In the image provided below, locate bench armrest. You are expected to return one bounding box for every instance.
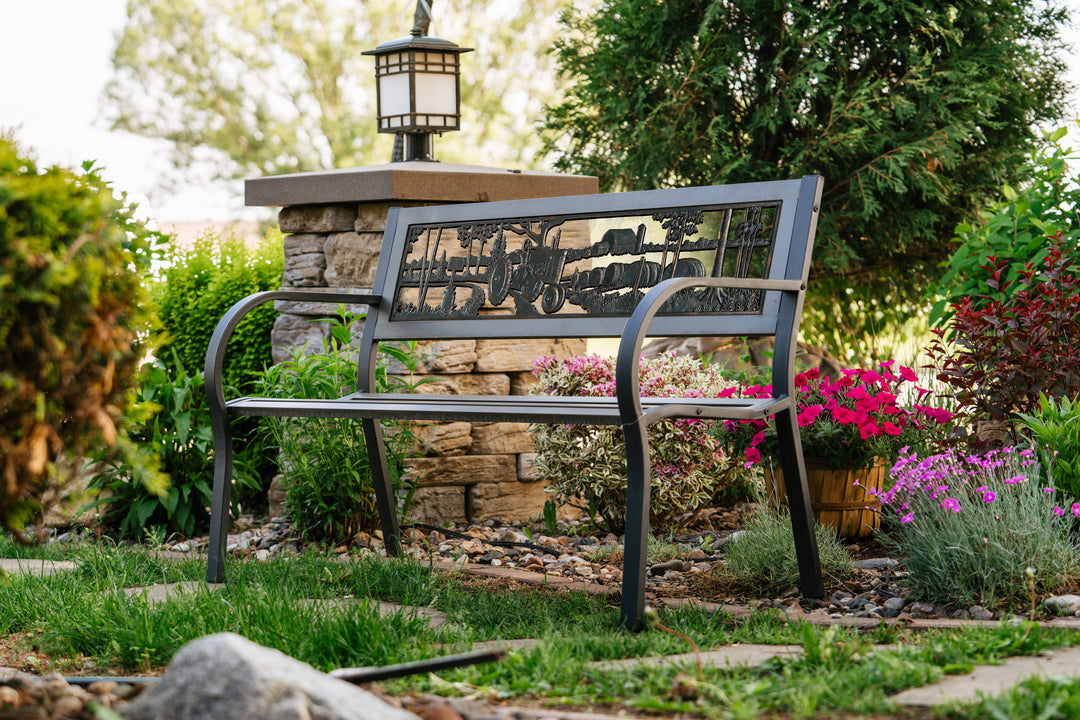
[204,289,381,415]
[614,276,803,424]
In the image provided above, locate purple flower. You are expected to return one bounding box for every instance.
[901,512,914,524]
[1053,506,1065,516]
[982,491,997,503]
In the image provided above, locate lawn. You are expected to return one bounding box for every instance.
[3,537,1080,720]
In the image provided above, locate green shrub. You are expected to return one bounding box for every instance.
[530,353,741,535]
[932,126,1080,328]
[155,229,282,393]
[878,446,1079,609]
[721,505,854,597]
[0,133,167,533]
[86,354,261,537]
[1015,394,1080,504]
[154,228,284,512]
[258,311,428,544]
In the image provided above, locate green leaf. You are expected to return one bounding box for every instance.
[162,486,180,516]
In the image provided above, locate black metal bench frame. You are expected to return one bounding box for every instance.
[204,176,826,630]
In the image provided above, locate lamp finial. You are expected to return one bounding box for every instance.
[411,0,433,36]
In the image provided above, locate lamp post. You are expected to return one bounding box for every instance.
[363,2,471,162]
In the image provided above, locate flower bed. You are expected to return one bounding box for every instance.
[718,362,954,470]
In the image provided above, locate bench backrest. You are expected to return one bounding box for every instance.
[366,176,822,345]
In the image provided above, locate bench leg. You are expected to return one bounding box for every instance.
[774,407,825,599]
[363,418,402,557]
[206,415,233,584]
[620,421,651,631]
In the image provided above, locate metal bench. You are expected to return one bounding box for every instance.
[204,176,827,630]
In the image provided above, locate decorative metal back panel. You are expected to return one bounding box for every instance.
[390,203,778,322]
[368,178,821,341]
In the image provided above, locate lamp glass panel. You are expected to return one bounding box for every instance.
[414,70,456,115]
[378,73,413,118]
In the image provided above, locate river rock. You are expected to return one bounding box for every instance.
[1044,594,1080,616]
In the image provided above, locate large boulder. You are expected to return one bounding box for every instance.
[120,633,421,720]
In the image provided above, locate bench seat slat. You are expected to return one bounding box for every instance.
[225,393,790,425]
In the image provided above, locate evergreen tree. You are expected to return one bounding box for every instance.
[543,0,1070,284]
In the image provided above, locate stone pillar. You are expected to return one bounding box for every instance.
[247,162,598,526]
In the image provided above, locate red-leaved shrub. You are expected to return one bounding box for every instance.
[927,238,1080,435]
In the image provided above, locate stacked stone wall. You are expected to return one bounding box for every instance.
[270,202,585,526]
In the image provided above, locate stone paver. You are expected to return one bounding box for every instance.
[892,645,1080,706]
[0,557,76,576]
[300,598,449,628]
[122,581,224,603]
[590,644,803,673]
[469,639,541,653]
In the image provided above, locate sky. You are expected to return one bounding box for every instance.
[2,0,1080,229]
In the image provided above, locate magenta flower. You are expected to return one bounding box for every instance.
[797,404,824,427]
[982,491,996,503]
[940,498,962,512]
[1054,506,1065,516]
[724,355,952,467]
[901,512,914,524]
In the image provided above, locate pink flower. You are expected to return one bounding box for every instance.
[982,491,996,503]
[899,366,919,383]
[797,404,824,427]
[745,447,762,465]
[1054,506,1065,516]
[901,512,914,524]
[846,386,872,402]
[882,421,902,436]
[832,407,859,424]
[1004,475,1026,484]
[876,391,898,406]
[859,421,881,439]
[940,498,962,512]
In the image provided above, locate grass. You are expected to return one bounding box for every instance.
[3,535,1080,718]
[720,506,856,596]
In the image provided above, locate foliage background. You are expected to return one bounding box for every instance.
[154,229,283,394]
[103,0,595,183]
